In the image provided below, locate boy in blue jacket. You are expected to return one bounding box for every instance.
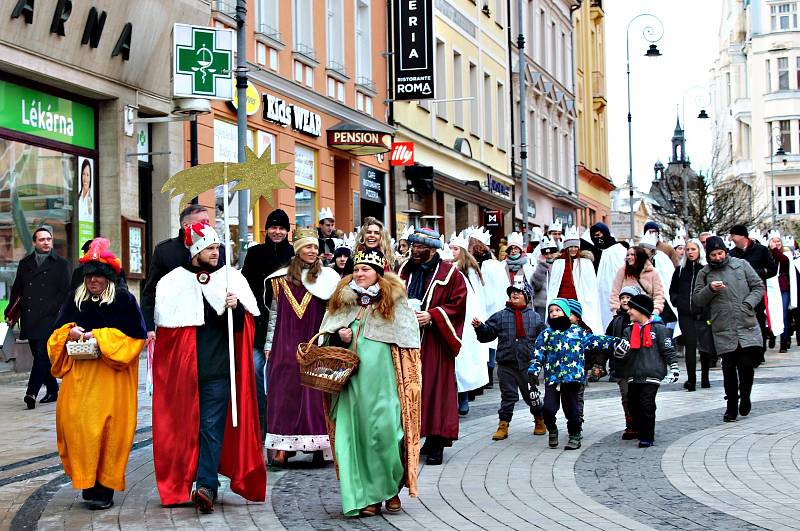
[614,293,680,448]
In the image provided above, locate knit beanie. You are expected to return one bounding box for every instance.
[566,299,583,317]
[619,285,642,299]
[628,294,654,317]
[507,285,531,304]
[704,235,728,255]
[643,221,660,233]
[729,224,749,237]
[265,208,290,231]
[548,298,571,317]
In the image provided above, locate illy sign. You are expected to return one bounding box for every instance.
[393,0,435,100]
[390,142,415,166]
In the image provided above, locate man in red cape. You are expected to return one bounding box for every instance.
[399,227,467,466]
[152,223,265,512]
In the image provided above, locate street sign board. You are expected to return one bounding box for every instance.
[392,0,435,100]
[390,142,415,166]
[173,24,233,100]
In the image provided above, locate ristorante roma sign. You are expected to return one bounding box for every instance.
[393,0,435,100]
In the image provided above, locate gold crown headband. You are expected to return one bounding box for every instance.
[353,249,386,270]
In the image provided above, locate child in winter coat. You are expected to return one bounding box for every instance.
[605,286,640,439]
[613,293,680,447]
[529,298,620,451]
[473,286,546,440]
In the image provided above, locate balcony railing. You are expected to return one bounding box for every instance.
[255,23,282,44]
[212,0,236,18]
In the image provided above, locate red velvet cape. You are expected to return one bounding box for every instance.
[152,312,266,505]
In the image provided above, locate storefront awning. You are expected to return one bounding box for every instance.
[327,122,392,156]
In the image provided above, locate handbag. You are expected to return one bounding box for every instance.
[66,335,99,360]
[5,298,20,326]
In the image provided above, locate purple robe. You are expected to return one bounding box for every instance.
[265,279,329,452]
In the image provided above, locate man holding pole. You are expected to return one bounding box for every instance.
[151,222,265,513]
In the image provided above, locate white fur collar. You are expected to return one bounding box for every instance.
[155,266,260,328]
[266,266,339,301]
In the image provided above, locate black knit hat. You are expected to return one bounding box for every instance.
[507,285,531,304]
[729,224,748,237]
[265,209,290,231]
[705,235,728,255]
[628,294,654,317]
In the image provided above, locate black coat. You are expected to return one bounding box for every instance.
[140,228,226,331]
[6,252,70,340]
[730,240,777,281]
[240,238,294,348]
[669,260,705,317]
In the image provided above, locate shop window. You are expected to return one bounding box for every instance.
[294,144,317,228]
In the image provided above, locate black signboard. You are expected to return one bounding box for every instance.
[393,0,435,100]
[484,209,502,229]
[360,166,386,204]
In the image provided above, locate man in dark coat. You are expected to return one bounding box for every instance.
[729,224,776,351]
[141,205,224,344]
[317,208,336,265]
[240,208,294,439]
[5,227,70,409]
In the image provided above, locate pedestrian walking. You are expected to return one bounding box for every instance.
[472,285,546,440]
[606,286,640,439]
[591,222,629,330]
[319,249,421,517]
[693,236,766,422]
[767,230,795,352]
[151,223,265,511]
[47,238,146,510]
[614,293,680,447]
[530,299,620,451]
[5,227,70,409]
[264,228,340,467]
[398,228,468,465]
[241,209,294,441]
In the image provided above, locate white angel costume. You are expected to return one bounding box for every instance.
[455,268,490,392]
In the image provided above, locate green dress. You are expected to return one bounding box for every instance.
[330,318,405,516]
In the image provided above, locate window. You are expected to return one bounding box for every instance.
[496,82,506,149]
[779,185,799,215]
[495,0,504,26]
[483,73,493,143]
[766,59,772,92]
[550,22,557,72]
[294,144,317,228]
[256,43,279,71]
[725,72,732,105]
[327,76,344,102]
[453,52,464,128]
[561,31,567,83]
[552,125,559,185]
[540,118,548,176]
[771,3,797,31]
[256,0,279,38]
[435,40,447,120]
[563,132,571,188]
[539,10,546,64]
[781,119,791,151]
[728,131,734,164]
[779,57,790,90]
[326,0,345,72]
[356,91,373,115]
[294,60,313,87]
[469,63,479,136]
[293,0,314,57]
[796,57,800,88]
[355,0,372,84]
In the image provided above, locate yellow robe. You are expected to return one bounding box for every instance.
[48,323,144,491]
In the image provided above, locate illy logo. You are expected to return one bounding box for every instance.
[391,142,415,166]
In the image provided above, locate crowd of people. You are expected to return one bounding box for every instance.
[4,209,793,517]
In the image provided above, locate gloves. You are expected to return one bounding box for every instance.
[527,371,539,387]
[666,362,680,384]
[529,383,542,409]
[614,338,630,359]
[651,314,663,323]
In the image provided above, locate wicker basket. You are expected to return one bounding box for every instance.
[66,336,99,360]
[296,332,359,394]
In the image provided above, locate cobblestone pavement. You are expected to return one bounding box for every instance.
[2,349,800,530]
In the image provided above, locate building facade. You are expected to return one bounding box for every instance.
[573,0,613,228]
[391,0,514,243]
[510,0,583,234]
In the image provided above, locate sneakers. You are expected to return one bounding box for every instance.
[533,416,546,436]
[492,420,510,441]
[548,428,559,448]
[638,440,654,448]
[192,486,216,514]
[564,433,582,451]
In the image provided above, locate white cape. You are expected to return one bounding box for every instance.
[547,257,602,334]
[480,258,510,316]
[595,243,628,330]
[455,270,490,392]
[652,251,680,337]
[765,250,796,335]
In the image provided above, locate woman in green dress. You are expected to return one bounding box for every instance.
[319,248,422,517]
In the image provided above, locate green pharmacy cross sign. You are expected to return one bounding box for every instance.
[173,24,233,100]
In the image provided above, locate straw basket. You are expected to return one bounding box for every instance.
[296,332,359,394]
[66,336,99,360]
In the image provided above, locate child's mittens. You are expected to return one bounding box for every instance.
[613,338,630,358]
[665,362,680,384]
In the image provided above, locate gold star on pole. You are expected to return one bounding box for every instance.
[229,146,291,210]
[160,161,226,199]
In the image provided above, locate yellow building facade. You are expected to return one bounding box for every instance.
[392,1,514,245]
[573,0,614,227]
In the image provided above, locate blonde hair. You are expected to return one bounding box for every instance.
[454,249,484,285]
[355,217,396,269]
[74,280,115,311]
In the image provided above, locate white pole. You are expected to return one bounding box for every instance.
[223,163,239,428]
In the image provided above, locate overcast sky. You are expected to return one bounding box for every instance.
[604,0,723,190]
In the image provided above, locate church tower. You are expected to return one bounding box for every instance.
[671,114,687,163]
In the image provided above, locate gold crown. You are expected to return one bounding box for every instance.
[293,227,318,242]
[353,249,386,270]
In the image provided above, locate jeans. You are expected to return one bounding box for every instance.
[487,348,497,369]
[26,339,58,398]
[457,392,469,413]
[253,347,267,438]
[497,364,540,421]
[542,383,584,435]
[196,378,230,494]
[721,348,756,416]
[780,290,791,349]
[628,382,659,442]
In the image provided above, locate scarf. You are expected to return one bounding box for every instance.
[557,257,578,299]
[505,253,527,275]
[34,250,49,268]
[348,280,381,306]
[506,301,526,337]
[630,321,653,349]
[406,253,441,301]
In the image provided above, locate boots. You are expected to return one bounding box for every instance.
[564,433,582,450]
[484,366,494,389]
[548,427,559,448]
[492,420,510,440]
[533,416,546,435]
[621,416,638,440]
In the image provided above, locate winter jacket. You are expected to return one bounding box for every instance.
[530,324,618,385]
[770,247,790,292]
[606,309,632,375]
[531,261,551,310]
[730,240,777,281]
[669,260,705,317]
[475,306,545,371]
[609,261,665,314]
[6,251,70,340]
[617,320,679,384]
[241,238,295,347]
[692,256,765,355]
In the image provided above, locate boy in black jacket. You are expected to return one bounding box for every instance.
[473,286,546,440]
[614,294,680,448]
[606,285,640,439]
